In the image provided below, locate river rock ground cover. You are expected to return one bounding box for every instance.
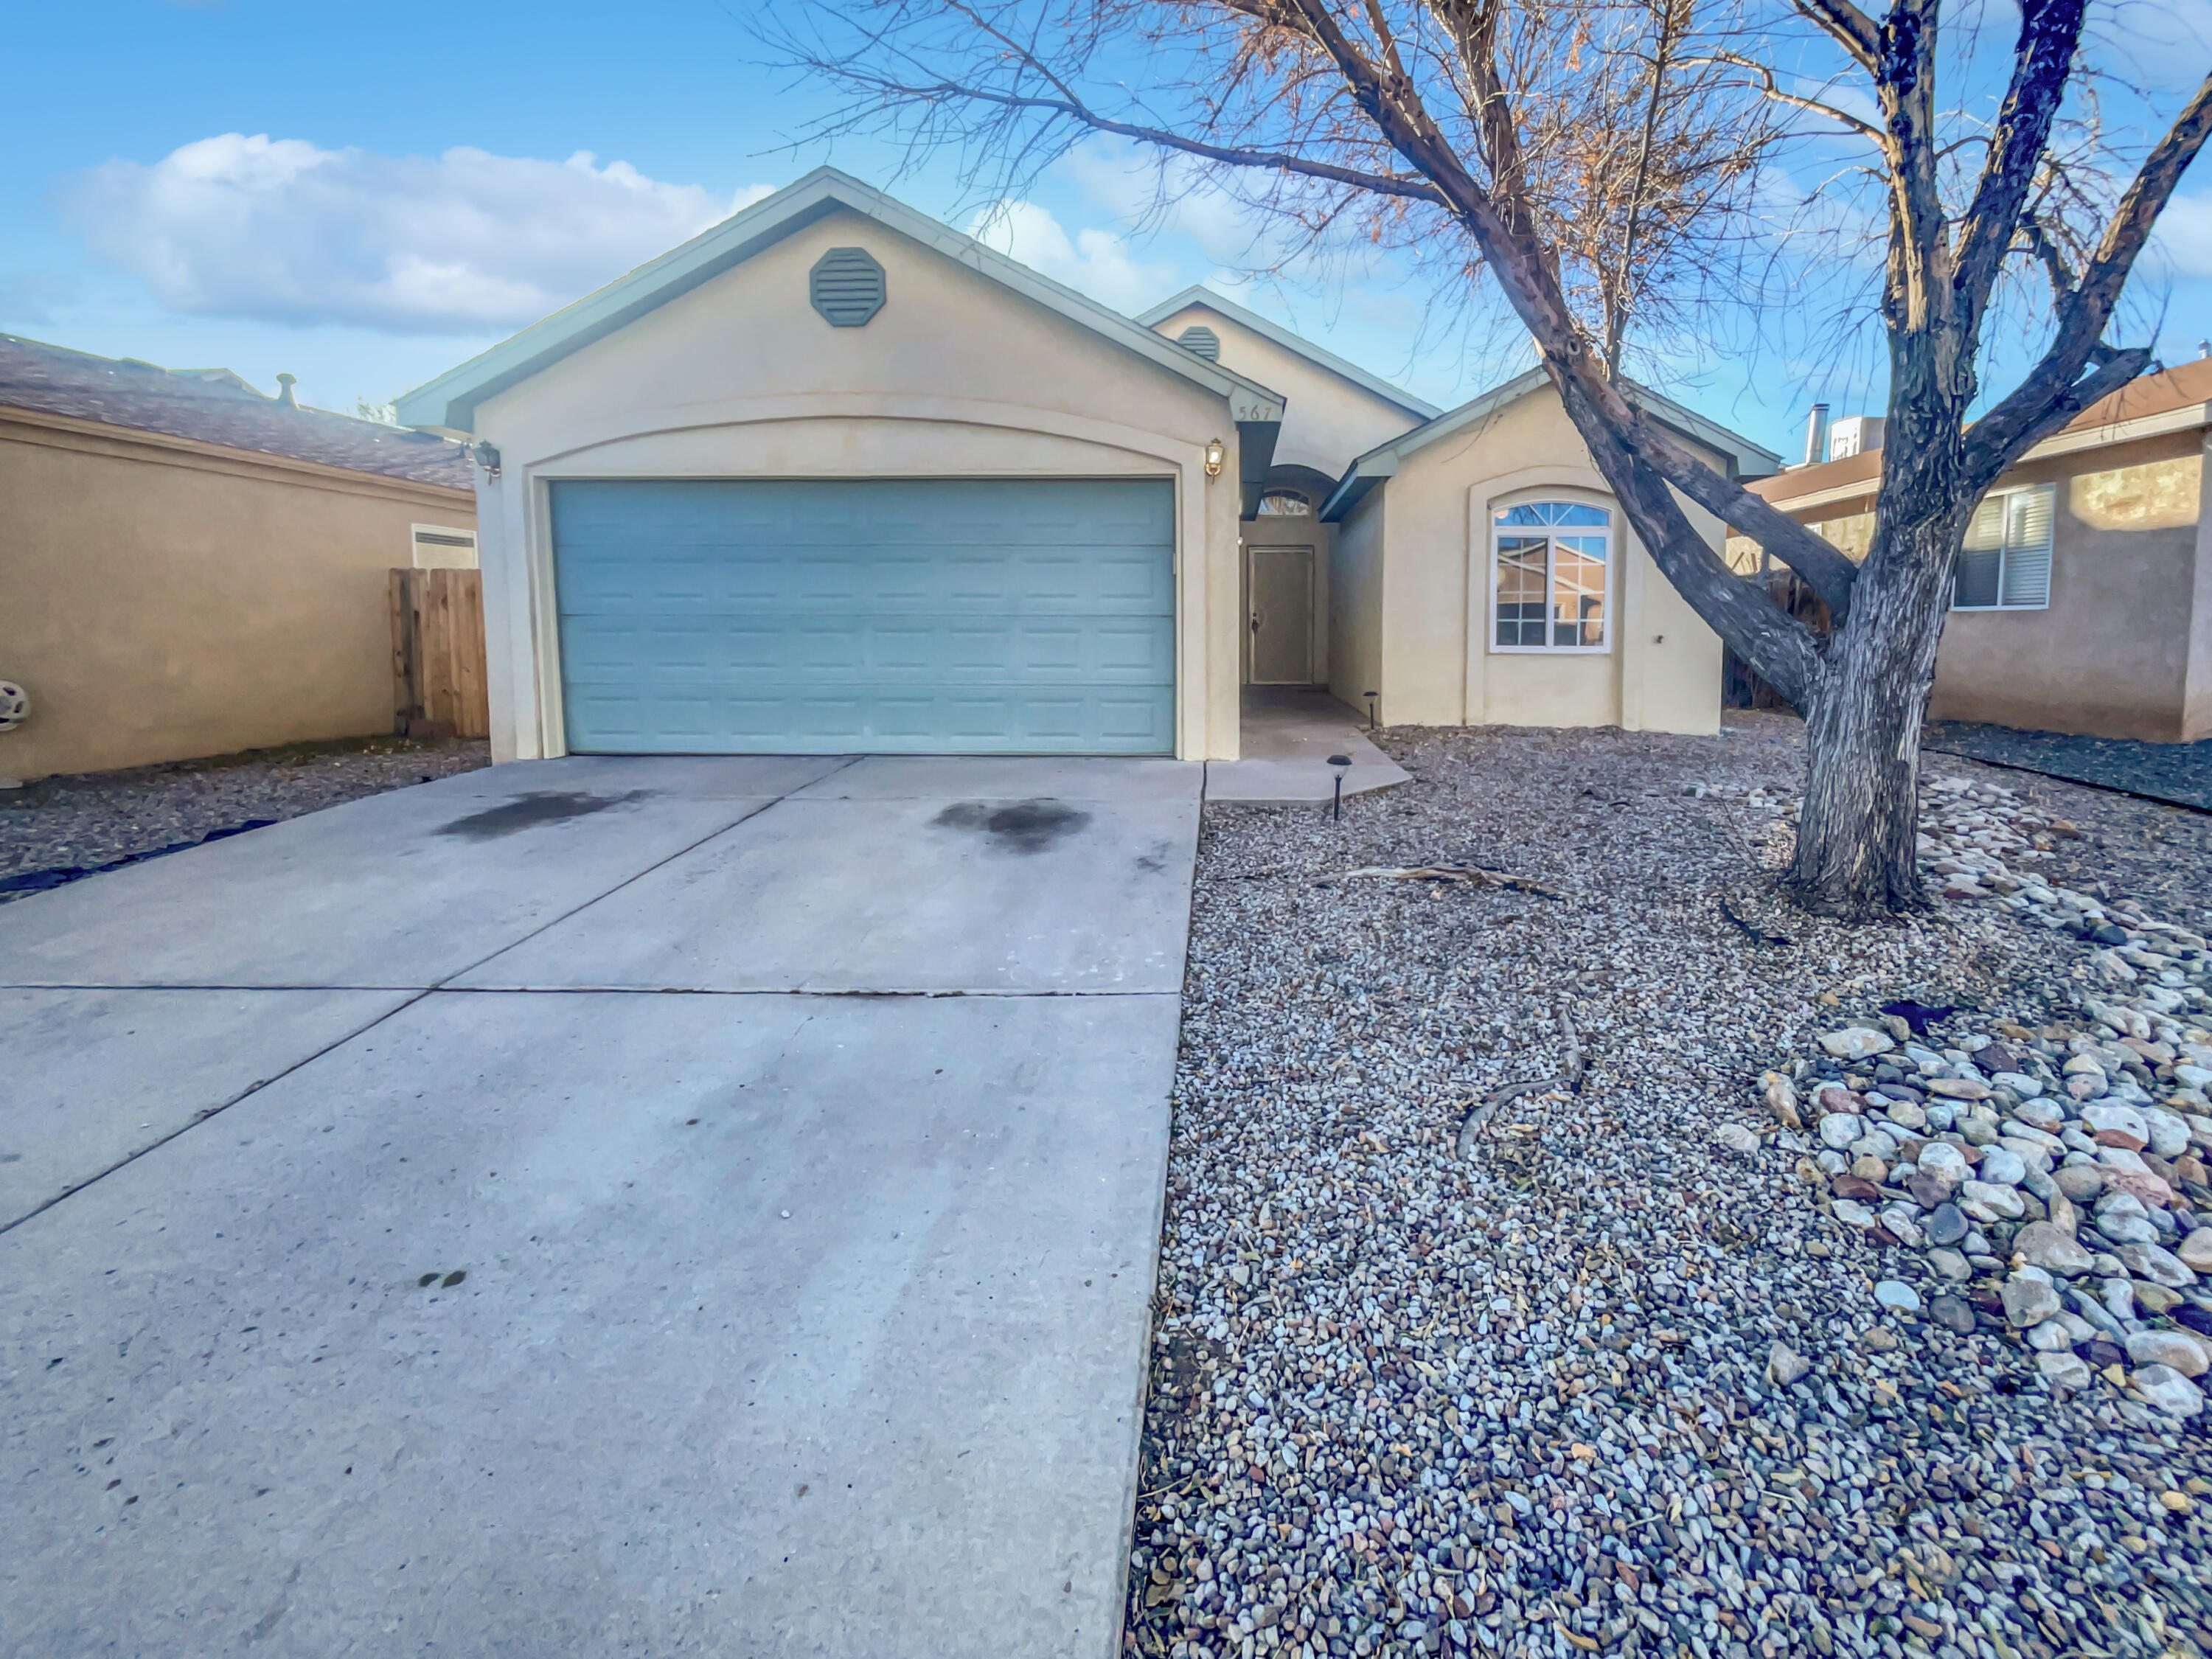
[1127,711,2212,1659]
[0,734,489,900]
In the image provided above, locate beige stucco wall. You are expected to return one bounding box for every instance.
[470,209,1247,762]
[1778,431,2211,741]
[1933,433,2206,741]
[1150,304,1424,480]
[1354,386,1723,735]
[0,408,474,780]
[1329,491,1387,710]
[2190,443,2212,741]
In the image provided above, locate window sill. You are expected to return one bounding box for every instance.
[1489,644,1613,655]
[1949,604,2050,613]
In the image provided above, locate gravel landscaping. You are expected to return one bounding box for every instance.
[1925,721,2212,814]
[1127,711,2212,1659]
[0,736,489,900]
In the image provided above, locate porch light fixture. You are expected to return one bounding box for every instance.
[470,441,501,479]
[1204,438,1225,477]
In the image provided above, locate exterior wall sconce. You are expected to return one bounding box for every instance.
[1203,438,1225,477]
[470,441,501,479]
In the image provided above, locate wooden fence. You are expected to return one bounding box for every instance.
[1721,564,1830,714]
[389,568,490,740]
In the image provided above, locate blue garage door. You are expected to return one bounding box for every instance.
[549,479,1177,754]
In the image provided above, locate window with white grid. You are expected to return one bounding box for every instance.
[1492,501,1611,651]
[1952,484,2053,611]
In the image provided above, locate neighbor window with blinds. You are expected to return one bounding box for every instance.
[1493,501,1611,650]
[1953,484,2054,611]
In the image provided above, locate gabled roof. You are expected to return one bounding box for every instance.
[1135,285,1441,421]
[1,333,472,489]
[396,167,1288,439]
[1318,367,1782,521]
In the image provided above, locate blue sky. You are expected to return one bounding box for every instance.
[6,0,2209,460]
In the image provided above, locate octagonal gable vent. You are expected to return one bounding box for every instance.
[1176,325,1220,361]
[811,246,886,327]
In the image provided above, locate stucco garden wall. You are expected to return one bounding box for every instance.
[470,208,1248,762]
[0,410,473,779]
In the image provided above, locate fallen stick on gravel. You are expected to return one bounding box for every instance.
[1558,1001,1587,1094]
[1339,864,1565,899]
[1717,893,1795,947]
[1453,1081,1551,1158]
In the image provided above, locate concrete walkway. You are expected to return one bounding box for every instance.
[1204,686,1411,807]
[0,755,1199,1658]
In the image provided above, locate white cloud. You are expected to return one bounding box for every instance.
[2149,192,2212,279]
[63,133,774,335]
[1061,141,1314,275]
[964,199,1180,310]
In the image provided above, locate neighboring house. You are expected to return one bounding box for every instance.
[0,334,478,779]
[396,168,1776,764]
[1744,362,2212,741]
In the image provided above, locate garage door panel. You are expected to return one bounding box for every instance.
[552,479,1175,754]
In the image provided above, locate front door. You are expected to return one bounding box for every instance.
[1248,545,1315,685]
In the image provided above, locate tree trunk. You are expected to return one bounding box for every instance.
[1786,512,1961,917]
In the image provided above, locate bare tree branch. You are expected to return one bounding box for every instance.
[1791,0,1882,72]
[1950,0,2091,333]
[1964,70,2212,483]
[1683,49,1885,142]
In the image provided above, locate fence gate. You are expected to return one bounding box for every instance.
[389,568,490,740]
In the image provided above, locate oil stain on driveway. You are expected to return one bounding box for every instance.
[0,754,1199,1659]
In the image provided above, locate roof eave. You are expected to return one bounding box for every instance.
[1753,399,2212,512]
[1137,285,1442,422]
[396,170,1285,436]
[1319,455,1396,521]
[1323,367,1782,510]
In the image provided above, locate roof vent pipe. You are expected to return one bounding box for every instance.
[275,372,298,408]
[1801,402,1829,467]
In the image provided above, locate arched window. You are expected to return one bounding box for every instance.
[1492,500,1611,651]
[1256,491,1312,517]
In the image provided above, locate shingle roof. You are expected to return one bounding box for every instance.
[1753,358,2212,507]
[0,333,474,490]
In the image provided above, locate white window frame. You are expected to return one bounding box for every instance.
[1489,498,1613,654]
[1950,483,2053,613]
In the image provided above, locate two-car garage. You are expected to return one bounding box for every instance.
[549,477,1178,755]
[396,168,1282,763]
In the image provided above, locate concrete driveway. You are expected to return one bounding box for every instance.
[0,755,1198,1658]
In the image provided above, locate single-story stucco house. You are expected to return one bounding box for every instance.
[0,334,478,779]
[1742,362,2212,741]
[397,168,1778,762]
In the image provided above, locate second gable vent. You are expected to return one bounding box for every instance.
[811,247,887,327]
[1176,325,1220,361]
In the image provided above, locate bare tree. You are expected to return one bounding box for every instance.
[773,0,2212,917]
